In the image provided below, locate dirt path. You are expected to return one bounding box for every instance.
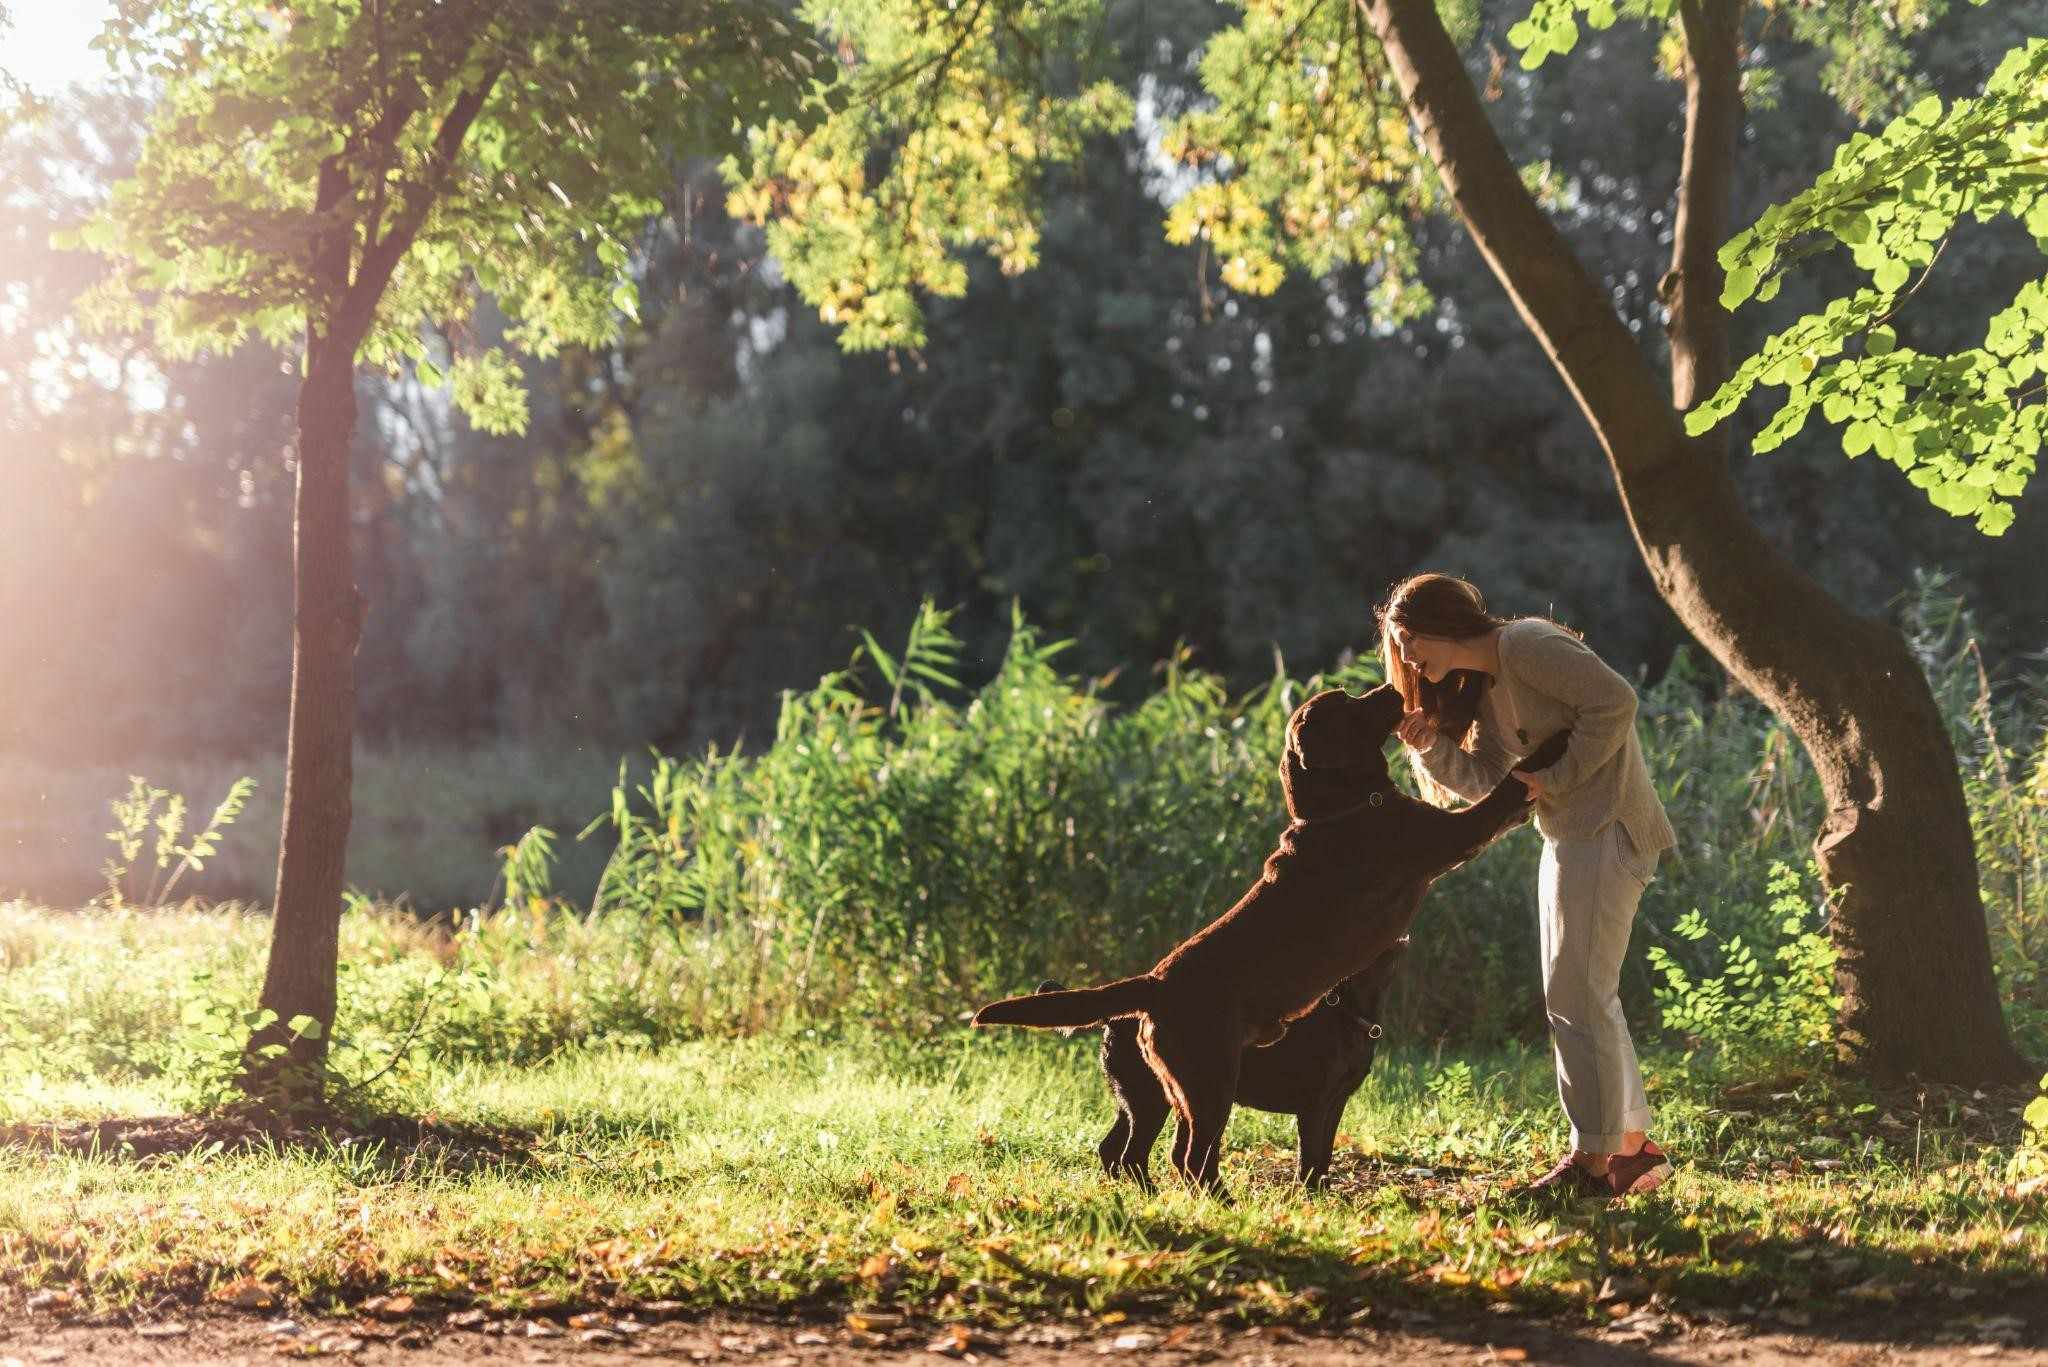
[4,1304,2045,1366]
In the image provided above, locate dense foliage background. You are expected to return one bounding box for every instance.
[3,0,2043,913]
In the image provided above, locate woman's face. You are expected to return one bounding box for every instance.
[1391,625,1455,685]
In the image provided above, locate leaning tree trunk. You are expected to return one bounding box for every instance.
[1362,0,2029,1083]
[244,328,360,1097]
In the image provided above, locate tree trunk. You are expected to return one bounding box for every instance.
[233,77,500,1104]
[245,333,360,1098]
[1360,0,2029,1082]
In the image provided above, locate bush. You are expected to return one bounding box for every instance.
[581,601,1373,1030]
[1646,861,1840,1074]
[576,583,2046,1064]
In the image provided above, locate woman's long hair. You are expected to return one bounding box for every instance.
[1376,573,1511,807]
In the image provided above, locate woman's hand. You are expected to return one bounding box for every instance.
[1511,768,1549,802]
[1396,708,1437,749]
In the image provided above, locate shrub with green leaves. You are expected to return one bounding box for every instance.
[2021,1074,2048,1180]
[1646,862,1841,1075]
[99,774,255,908]
[582,600,1382,1029]
[575,583,2043,1065]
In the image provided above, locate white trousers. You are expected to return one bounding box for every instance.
[1538,821,1657,1153]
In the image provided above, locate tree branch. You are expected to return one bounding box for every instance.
[337,64,505,346]
[1355,0,1674,474]
[1663,0,1745,416]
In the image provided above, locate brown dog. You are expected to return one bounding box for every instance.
[975,683,1565,1191]
[1045,938,1408,1189]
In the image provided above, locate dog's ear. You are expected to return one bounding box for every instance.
[1285,697,1322,768]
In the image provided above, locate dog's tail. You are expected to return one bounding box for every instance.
[973,974,1159,1030]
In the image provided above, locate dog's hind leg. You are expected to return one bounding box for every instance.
[1100,1024,1167,1188]
[1145,1018,1242,1195]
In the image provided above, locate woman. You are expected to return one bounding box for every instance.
[1380,573,1678,1200]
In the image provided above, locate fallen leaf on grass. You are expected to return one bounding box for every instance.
[1106,1331,1159,1352]
[1488,1350,1529,1363]
[360,1294,414,1320]
[848,1310,905,1332]
[215,1277,279,1311]
[23,1292,73,1315]
[443,1310,488,1330]
[861,1253,905,1291]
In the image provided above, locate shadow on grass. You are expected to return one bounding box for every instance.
[992,1178,2046,1354]
[0,1108,543,1175]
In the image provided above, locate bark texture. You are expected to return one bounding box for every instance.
[246,333,360,1093]
[1360,0,2028,1082]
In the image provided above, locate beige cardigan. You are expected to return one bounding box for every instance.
[1410,619,1677,853]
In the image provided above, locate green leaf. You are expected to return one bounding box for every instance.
[1873,257,1911,292]
[1722,265,1759,309]
[1843,421,1875,457]
[1866,326,1897,355]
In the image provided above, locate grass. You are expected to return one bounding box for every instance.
[0,909,2042,1333]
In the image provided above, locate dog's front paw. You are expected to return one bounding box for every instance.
[1524,728,1571,772]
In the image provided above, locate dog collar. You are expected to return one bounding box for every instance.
[1293,784,1396,826]
[1321,989,1384,1039]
